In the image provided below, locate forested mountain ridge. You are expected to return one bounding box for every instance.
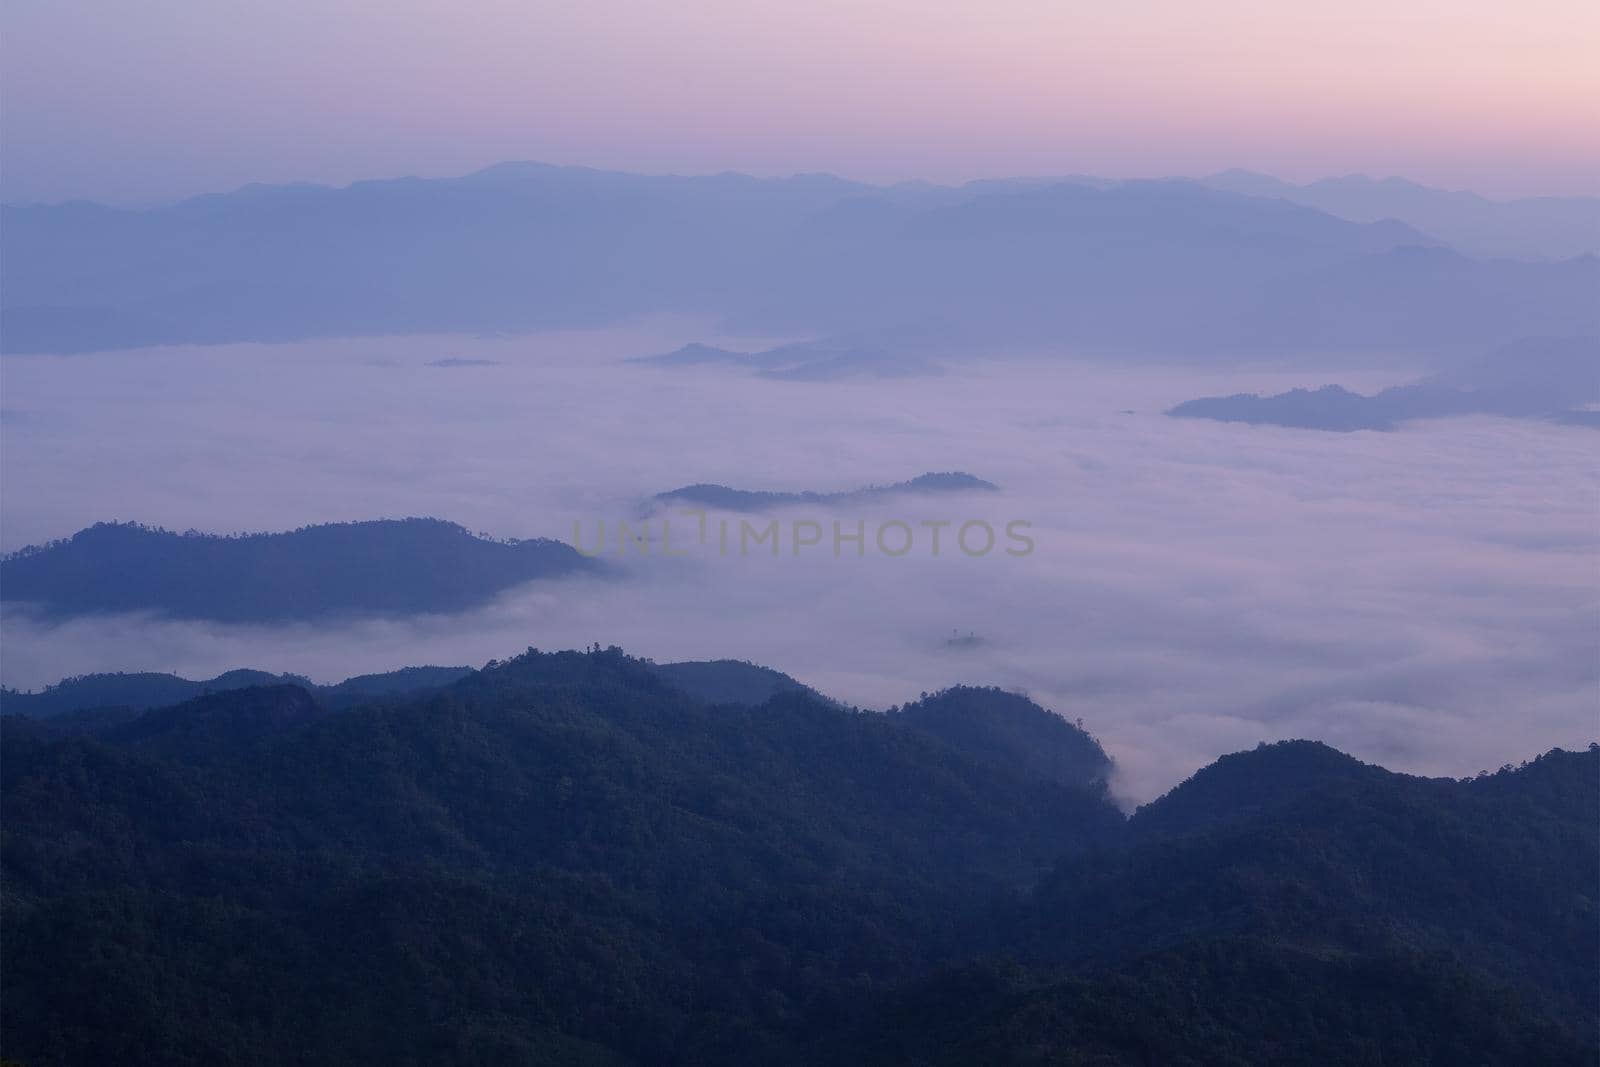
[997,741,1600,1047]
[0,658,824,722]
[890,685,1111,794]
[0,664,474,718]
[646,659,832,708]
[833,740,1599,1064]
[1,646,1593,1065]
[0,647,1122,1065]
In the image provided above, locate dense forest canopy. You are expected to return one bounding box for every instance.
[3,646,1593,1065]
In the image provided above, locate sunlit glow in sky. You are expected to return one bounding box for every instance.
[3,0,1597,203]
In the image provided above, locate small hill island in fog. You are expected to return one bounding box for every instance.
[631,337,945,381]
[0,518,596,622]
[1169,336,1600,431]
[651,471,999,512]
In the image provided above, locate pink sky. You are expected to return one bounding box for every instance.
[3,0,1596,203]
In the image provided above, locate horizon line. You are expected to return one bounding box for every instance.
[4,159,1591,212]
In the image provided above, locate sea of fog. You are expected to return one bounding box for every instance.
[2,320,1595,803]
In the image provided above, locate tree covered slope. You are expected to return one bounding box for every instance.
[1,648,1592,1065]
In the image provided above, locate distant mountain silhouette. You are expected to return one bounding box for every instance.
[631,336,943,380]
[1169,336,1600,431]
[6,163,1593,359]
[757,341,943,381]
[651,471,999,512]
[1203,169,1600,260]
[628,341,756,367]
[0,518,597,621]
[1171,384,1405,431]
[3,658,826,721]
[1239,246,1598,353]
[1,664,475,719]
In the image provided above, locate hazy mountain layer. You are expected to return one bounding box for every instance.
[6,163,1594,358]
[1204,169,1600,260]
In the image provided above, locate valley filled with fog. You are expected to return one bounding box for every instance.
[3,322,1592,802]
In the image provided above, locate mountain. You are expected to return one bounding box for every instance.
[650,472,999,513]
[1022,741,1600,1008]
[89,684,332,761]
[1171,383,1402,431]
[0,646,1122,1066]
[319,665,479,703]
[1432,333,1600,401]
[839,939,1590,1065]
[891,685,1112,793]
[1204,169,1600,260]
[1049,742,1600,1011]
[0,163,868,353]
[1,645,1592,1065]
[647,659,830,708]
[1168,336,1600,431]
[756,342,943,382]
[732,178,1460,354]
[628,341,757,367]
[1238,246,1598,354]
[0,518,597,622]
[5,163,1592,359]
[0,659,824,722]
[0,670,307,718]
[854,741,1599,1064]
[1,664,474,718]
[631,337,944,380]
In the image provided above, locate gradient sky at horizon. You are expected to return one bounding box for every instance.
[3,0,1597,204]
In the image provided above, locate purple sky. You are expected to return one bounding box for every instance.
[3,0,1596,204]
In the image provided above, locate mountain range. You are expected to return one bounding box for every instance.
[0,657,825,722]
[0,665,473,719]
[2,644,1592,1065]
[1201,169,1600,260]
[5,162,1595,359]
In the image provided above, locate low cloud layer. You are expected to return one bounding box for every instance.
[3,324,1594,803]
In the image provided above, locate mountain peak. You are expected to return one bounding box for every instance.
[893,685,1112,793]
[1131,739,1384,836]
